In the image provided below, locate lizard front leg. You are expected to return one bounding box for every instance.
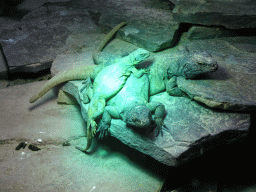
[165,76,186,97]
[154,104,165,137]
[79,77,93,104]
[146,102,166,137]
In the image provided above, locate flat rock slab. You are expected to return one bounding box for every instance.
[178,38,256,111]
[60,81,250,166]
[1,26,71,72]
[171,0,256,29]
[99,15,179,52]
[0,2,97,73]
[116,24,179,52]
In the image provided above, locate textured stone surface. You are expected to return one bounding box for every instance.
[116,23,179,52]
[98,16,179,52]
[92,0,177,52]
[0,2,97,73]
[171,0,256,29]
[59,81,250,166]
[187,26,237,40]
[1,26,71,72]
[0,48,8,78]
[0,80,164,192]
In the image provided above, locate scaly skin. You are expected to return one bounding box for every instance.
[29,65,98,103]
[96,73,166,139]
[149,47,218,96]
[76,48,150,152]
[29,22,127,103]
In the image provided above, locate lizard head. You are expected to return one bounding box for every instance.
[124,105,152,128]
[130,48,150,65]
[177,51,218,79]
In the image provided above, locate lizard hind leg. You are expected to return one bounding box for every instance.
[97,110,112,139]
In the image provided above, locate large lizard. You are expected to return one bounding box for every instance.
[29,22,127,103]
[76,48,150,152]
[148,47,218,97]
[95,72,166,140]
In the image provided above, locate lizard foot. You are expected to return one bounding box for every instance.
[154,117,165,137]
[97,120,110,139]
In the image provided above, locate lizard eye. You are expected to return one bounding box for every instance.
[132,115,137,121]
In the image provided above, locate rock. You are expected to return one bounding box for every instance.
[59,81,250,166]
[1,25,71,73]
[177,38,256,111]
[57,89,77,105]
[90,0,177,52]
[0,2,98,74]
[187,26,237,40]
[50,33,104,76]
[99,16,179,52]
[219,36,256,53]
[0,48,8,79]
[17,0,70,11]
[171,0,256,29]
[87,0,175,27]
[117,23,180,52]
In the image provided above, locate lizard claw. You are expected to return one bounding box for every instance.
[154,118,164,137]
[97,120,110,139]
[156,127,163,137]
[90,120,97,136]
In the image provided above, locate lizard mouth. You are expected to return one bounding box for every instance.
[133,119,151,128]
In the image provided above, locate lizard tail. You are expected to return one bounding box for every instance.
[75,124,93,152]
[29,65,96,103]
[75,136,92,152]
[92,21,127,64]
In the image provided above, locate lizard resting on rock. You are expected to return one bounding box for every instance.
[29,23,217,104]
[29,22,127,103]
[149,47,218,97]
[75,48,150,152]
[95,72,165,140]
[29,22,218,152]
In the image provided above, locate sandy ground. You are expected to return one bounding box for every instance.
[0,81,168,191]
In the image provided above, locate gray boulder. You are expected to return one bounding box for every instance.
[0,2,96,73]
